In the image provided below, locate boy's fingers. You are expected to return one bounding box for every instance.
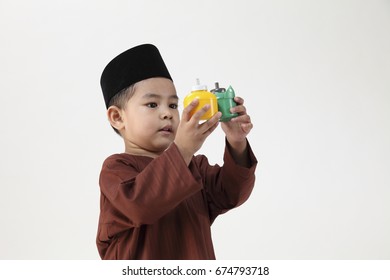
[210,111,222,125]
[203,119,220,137]
[191,104,211,122]
[182,99,199,121]
[200,112,222,134]
[241,122,254,133]
[234,96,244,105]
[231,114,251,123]
[230,104,246,114]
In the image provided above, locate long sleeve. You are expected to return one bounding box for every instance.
[96,140,257,260]
[99,143,202,233]
[193,139,257,223]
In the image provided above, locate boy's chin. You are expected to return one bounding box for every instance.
[152,141,174,153]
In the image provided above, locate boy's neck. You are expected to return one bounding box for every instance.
[124,142,160,159]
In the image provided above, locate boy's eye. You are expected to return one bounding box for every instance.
[170,104,178,109]
[147,103,158,108]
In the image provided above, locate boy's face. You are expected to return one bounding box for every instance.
[120,77,179,157]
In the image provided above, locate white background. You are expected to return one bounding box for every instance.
[0,0,389,259]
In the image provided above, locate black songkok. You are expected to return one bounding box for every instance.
[100,44,172,108]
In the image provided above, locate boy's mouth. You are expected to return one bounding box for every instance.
[159,125,173,133]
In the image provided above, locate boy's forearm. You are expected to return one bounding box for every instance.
[226,138,251,168]
[174,142,193,166]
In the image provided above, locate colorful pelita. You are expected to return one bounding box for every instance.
[183,79,238,122]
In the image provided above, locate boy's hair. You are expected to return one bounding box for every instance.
[108,85,135,136]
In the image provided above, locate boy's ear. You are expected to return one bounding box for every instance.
[107,106,125,131]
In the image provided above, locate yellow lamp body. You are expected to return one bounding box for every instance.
[183,90,218,120]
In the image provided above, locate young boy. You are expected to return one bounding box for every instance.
[97,44,257,260]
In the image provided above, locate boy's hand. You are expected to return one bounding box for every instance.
[174,99,222,165]
[221,96,253,157]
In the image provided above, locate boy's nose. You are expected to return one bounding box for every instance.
[161,109,173,120]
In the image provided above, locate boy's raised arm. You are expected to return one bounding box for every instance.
[99,143,201,229]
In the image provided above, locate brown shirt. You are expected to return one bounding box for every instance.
[96,141,257,259]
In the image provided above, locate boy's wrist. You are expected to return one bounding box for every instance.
[226,138,250,168]
[226,137,247,154]
[173,141,193,166]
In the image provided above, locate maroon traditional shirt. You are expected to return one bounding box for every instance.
[96,141,257,259]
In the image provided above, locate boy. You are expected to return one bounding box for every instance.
[97,44,257,259]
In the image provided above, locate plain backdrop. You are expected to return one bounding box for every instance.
[0,0,389,259]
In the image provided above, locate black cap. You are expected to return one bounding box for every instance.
[100,44,172,108]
